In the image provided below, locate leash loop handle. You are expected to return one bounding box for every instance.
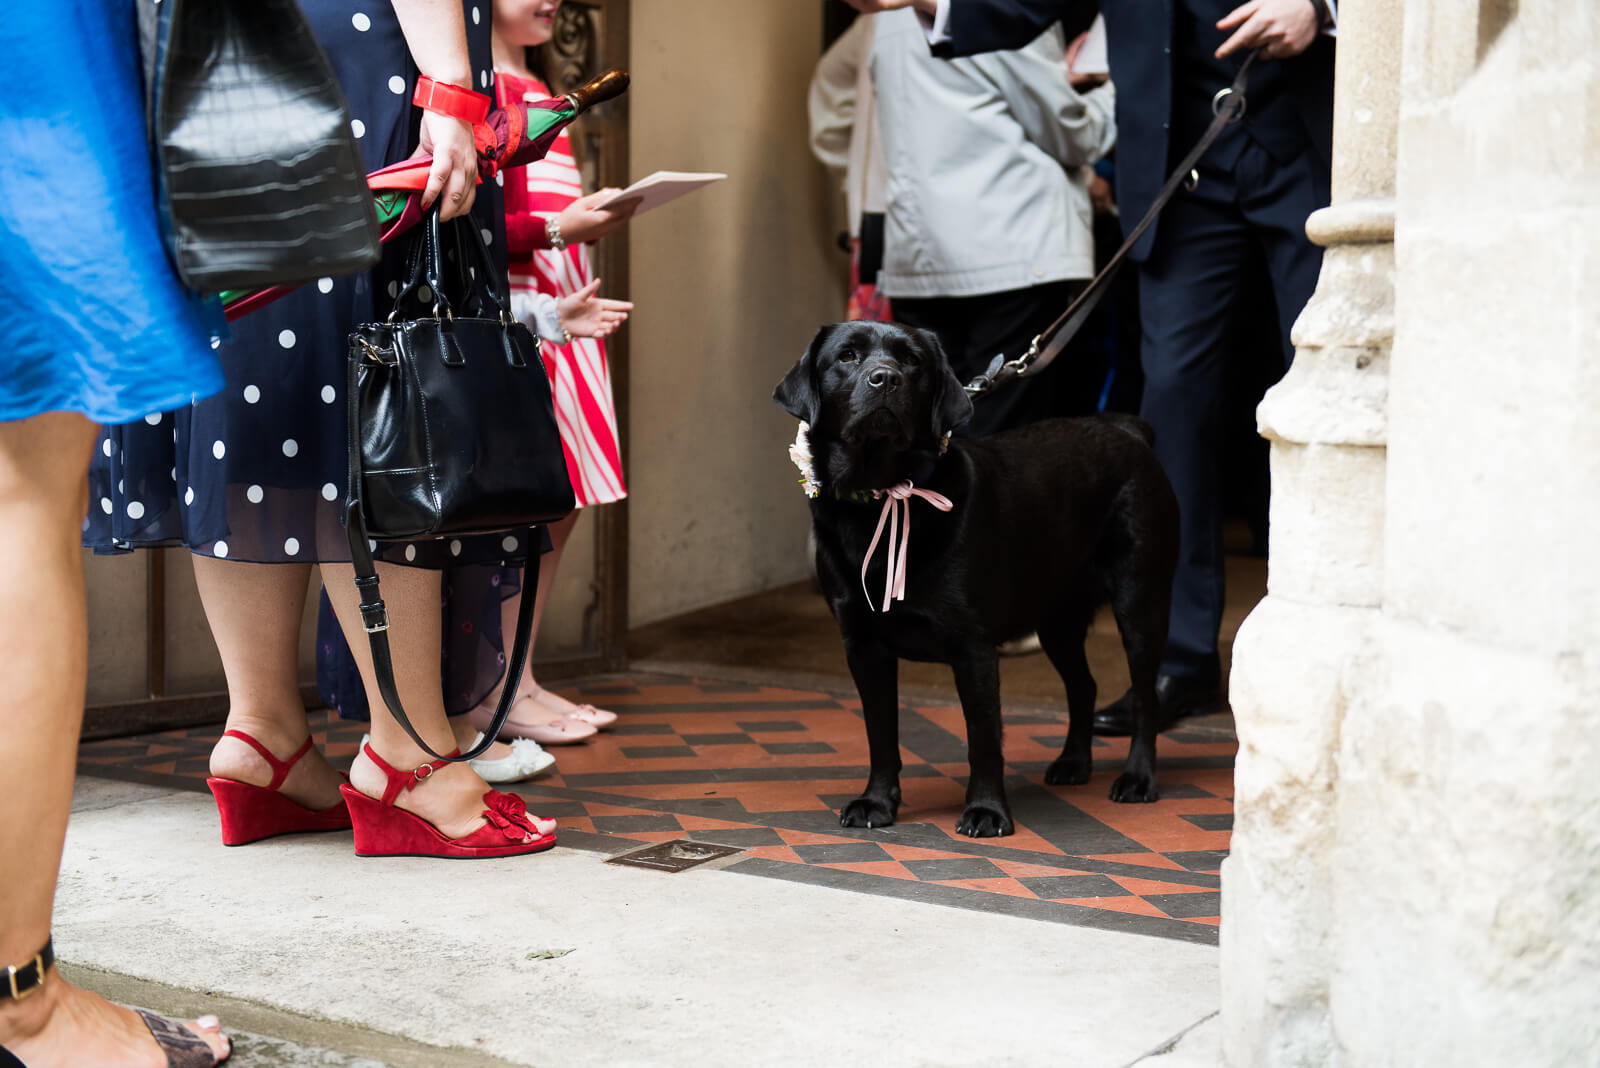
[962,49,1261,399]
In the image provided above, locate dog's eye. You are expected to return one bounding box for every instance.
[839,347,858,363]
[901,351,921,368]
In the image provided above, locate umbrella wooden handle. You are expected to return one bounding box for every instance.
[564,69,630,113]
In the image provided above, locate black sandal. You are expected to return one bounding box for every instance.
[133,1009,231,1067]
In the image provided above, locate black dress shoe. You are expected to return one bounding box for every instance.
[1092,674,1224,736]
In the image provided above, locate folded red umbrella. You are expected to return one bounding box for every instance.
[220,69,628,321]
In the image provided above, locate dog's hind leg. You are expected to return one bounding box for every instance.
[1106,574,1165,803]
[1039,602,1097,787]
[839,642,903,829]
[950,650,1014,837]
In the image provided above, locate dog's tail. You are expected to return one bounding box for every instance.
[1098,411,1157,448]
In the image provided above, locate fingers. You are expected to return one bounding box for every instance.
[437,151,476,220]
[1216,1,1256,29]
[419,112,480,219]
[597,299,634,312]
[574,277,603,300]
[1214,18,1259,57]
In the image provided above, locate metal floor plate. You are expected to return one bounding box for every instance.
[605,839,744,872]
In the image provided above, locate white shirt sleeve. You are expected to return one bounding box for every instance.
[921,0,952,45]
[808,17,866,173]
[510,289,567,344]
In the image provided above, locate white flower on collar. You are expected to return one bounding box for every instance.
[790,421,820,498]
[789,423,953,499]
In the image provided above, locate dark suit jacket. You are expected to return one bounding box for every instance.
[937,0,1334,261]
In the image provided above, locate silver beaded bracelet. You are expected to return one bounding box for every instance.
[545,216,566,251]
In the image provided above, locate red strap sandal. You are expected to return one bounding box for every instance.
[205,730,352,846]
[339,743,558,859]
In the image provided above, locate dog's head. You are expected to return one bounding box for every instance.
[773,322,972,493]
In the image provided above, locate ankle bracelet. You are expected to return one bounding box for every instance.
[4,936,53,1001]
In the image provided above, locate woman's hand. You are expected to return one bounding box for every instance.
[553,189,636,246]
[557,278,633,339]
[415,109,479,220]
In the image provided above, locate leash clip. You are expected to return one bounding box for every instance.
[1007,335,1042,377]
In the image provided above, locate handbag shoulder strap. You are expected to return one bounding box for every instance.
[342,504,538,763]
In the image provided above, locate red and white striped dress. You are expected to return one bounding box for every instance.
[496,70,626,506]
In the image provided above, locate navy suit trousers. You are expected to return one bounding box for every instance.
[1137,135,1328,680]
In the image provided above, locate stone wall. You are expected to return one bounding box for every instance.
[626,2,845,626]
[1224,1,1600,1062]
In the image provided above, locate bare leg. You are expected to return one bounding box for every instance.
[323,561,553,839]
[0,412,228,1066]
[480,513,598,721]
[195,557,343,809]
[476,511,574,703]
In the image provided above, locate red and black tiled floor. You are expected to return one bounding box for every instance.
[78,674,1234,946]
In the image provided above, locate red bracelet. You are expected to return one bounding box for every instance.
[413,75,491,124]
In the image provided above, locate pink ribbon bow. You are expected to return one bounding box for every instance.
[861,481,954,612]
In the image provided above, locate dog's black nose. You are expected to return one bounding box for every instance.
[867,366,903,392]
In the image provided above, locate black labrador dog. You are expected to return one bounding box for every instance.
[773,321,1179,837]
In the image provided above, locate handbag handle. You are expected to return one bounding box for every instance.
[387,207,515,327]
[344,502,538,764]
[444,208,515,326]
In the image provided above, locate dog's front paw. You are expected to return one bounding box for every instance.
[956,802,1014,838]
[1109,770,1159,803]
[1044,754,1092,786]
[839,795,898,829]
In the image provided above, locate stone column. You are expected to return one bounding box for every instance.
[1221,0,1403,1062]
[1326,2,1600,1061]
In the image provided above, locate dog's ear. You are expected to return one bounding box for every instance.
[918,328,973,438]
[773,325,833,424]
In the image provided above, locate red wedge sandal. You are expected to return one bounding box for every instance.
[339,743,558,859]
[205,730,352,846]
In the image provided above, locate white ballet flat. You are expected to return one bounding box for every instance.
[467,731,556,783]
[357,732,555,784]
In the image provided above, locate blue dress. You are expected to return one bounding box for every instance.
[0,1,222,424]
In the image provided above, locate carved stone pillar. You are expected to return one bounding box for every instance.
[1221,1,1403,1063]
[1325,1,1600,1061]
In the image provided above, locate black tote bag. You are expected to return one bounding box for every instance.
[344,208,575,762]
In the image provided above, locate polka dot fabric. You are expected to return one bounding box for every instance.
[83,1,521,573]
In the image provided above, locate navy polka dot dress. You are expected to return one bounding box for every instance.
[83,2,536,716]
[84,1,527,572]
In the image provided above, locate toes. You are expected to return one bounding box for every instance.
[1043,758,1091,786]
[188,1017,232,1063]
[956,806,1014,838]
[1109,772,1159,803]
[839,797,896,829]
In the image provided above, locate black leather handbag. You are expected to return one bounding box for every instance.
[345,208,576,761]
[138,0,381,291]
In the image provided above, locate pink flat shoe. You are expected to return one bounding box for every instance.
[527,685,618,730]
[561,703,618,730]
[470,696,598,746]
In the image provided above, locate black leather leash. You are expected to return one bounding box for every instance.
[964,49,1260,398]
